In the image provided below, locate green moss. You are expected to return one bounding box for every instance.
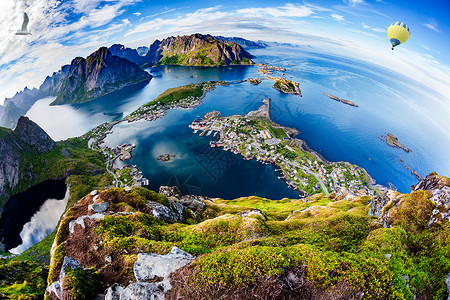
[64,267,101,299]
[0,260,48,298]
[48,243,65,284]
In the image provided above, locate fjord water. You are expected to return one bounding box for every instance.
[27,45,449,194]
[0,179,67,253]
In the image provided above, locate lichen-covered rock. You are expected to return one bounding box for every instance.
[134,246,194,282]
[238,209,266,220]
[159,186,181,198]
[104,247,194,300]
[179,197,206,211]
[59,256,82,282]
[412,172,450,191]
[88,202,109,213]
[146,199,183,223]
[69,213,106,234]
[46,281,61,299]
[428,186,450,226]
[105,282,163,300]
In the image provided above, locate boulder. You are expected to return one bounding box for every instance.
[90,190,98,196]
[46,281,61,299]
[146,200,183,223]
[105,282,163,300]
[88,202,110,213]
[159,186,181,198]
[179,196,206,211]
[238,209,266,220]
[133,246,194,282]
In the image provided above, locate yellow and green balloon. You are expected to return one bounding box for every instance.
[387,22,410,50]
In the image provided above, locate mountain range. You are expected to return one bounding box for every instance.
[0,34,256,129]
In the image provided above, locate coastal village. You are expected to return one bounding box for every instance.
[84,68,372,197]
[189,98,373,197]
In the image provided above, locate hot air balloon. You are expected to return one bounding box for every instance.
[387,22,410,50]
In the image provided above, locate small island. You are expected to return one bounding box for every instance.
[245,78,263,85]
[383,133,412,153]
[272,77,302,96]
[156,153,176,162]
[322,93,359,107]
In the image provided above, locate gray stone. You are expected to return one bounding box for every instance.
[59,256,82,283]
[90,190,98,196]
[401,275,409,282]
[124,186,132,193]
[179,197,206,211]
[239,209,266,220]
[384,253,392,262]
[429,186,450,227]
[134,246,193,282]
[146,200,183,223]
[159,186,181,198]
[106,256,112,263]
[105,282,163,300]
[104,283,125,300]
[69,213,106,234]
[46,281,61,299]
[88,202,110,213]
[94,245,99,251]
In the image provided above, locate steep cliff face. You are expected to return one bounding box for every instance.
[51,47,152,105]
[158,34,254,66]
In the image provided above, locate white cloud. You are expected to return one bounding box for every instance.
[331,13,345,21]
[133,12,141,16]
[0,0,141,103]
[237,3,315,18]
[344,0,365,5]
[361,23,385,33]
[424,19,439,32]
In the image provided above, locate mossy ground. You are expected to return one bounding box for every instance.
[4,181,449,299]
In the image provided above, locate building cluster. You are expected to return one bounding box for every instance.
[190,112,370,196]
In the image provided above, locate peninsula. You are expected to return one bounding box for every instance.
[190,98,372,196]
[322,92,359,107]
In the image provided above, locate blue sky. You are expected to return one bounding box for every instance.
[0,0,449,104]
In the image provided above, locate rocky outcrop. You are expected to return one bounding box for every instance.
[51,47,152,105]
[146,198,184,223]
[46,256,82,299]
[159,186,182,198]
[370,173,450,229]
[411,172,450,191]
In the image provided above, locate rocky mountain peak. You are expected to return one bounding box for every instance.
[13,116,55,152]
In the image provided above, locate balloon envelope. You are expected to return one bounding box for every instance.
[387,22,410,49]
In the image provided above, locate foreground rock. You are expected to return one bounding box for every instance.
[104,246,194,300]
